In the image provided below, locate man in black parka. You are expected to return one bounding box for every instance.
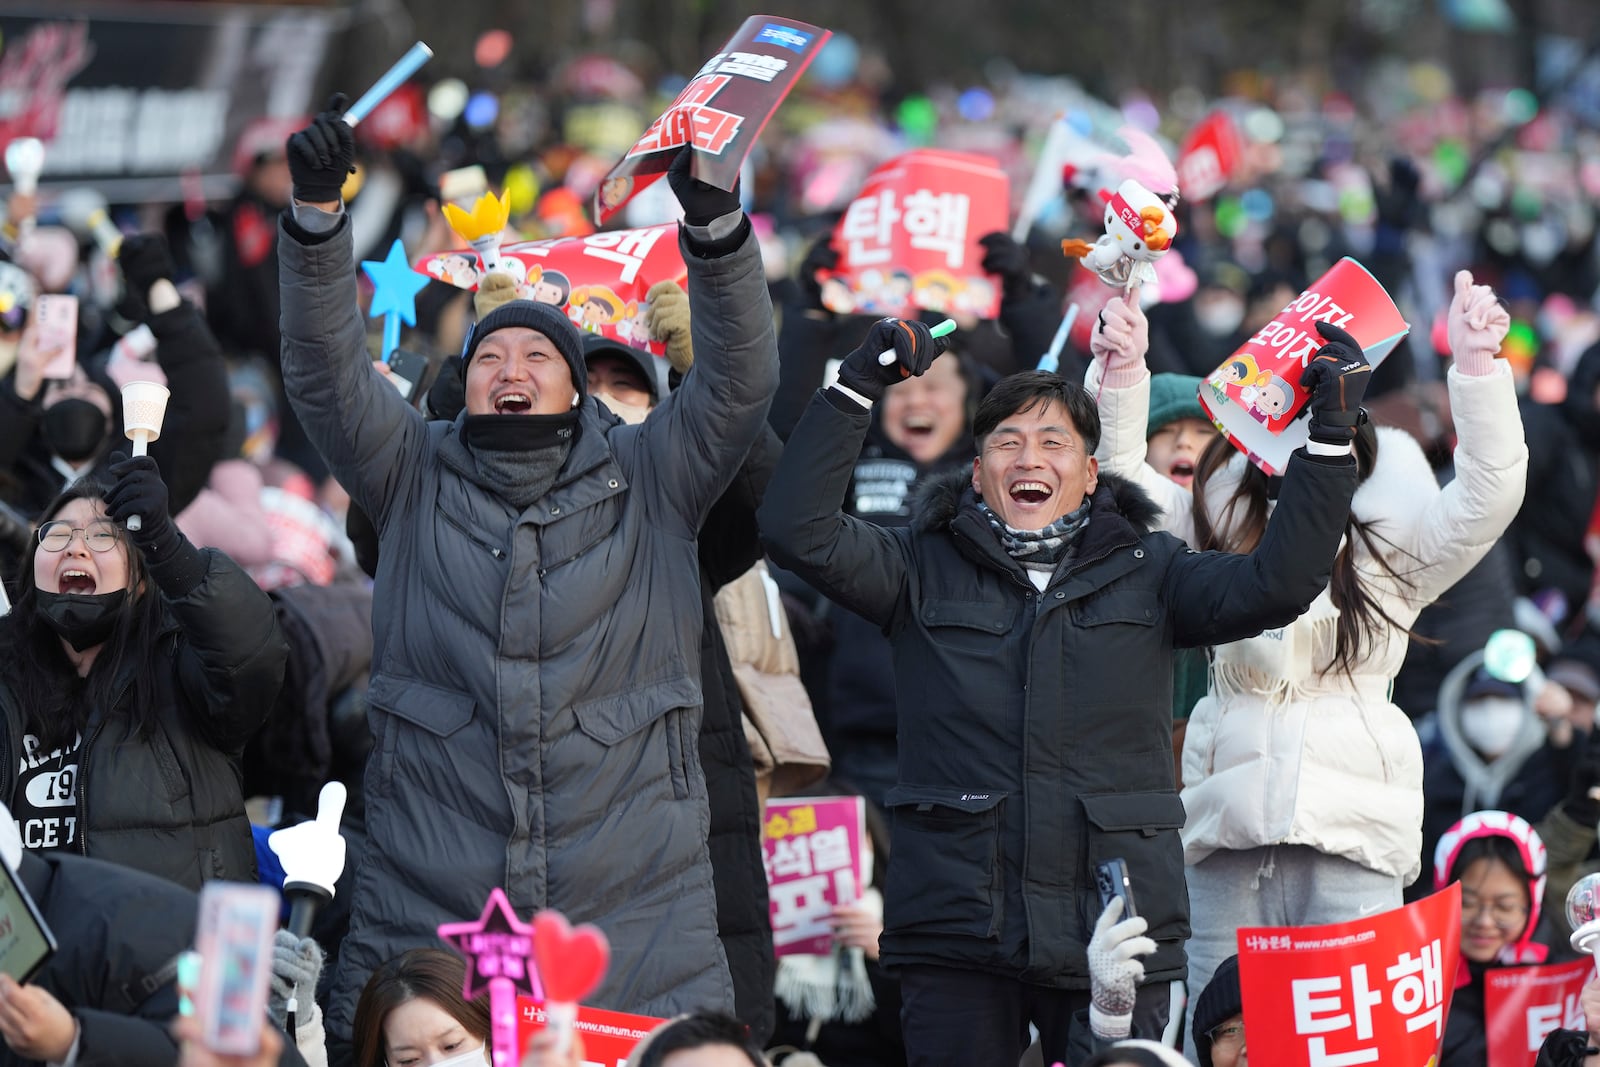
[758,318,1367,1066]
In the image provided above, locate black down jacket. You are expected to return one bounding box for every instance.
[759,388,1358,988]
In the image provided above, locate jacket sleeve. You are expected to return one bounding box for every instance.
[72,1008,179,1067]
[1164,449,1359,647]
[630,228,779,538]
[758,388,909,629]
[145,301,230,516]
[771,305,845,440]
[276,213,429,529]
[698,423,781,592]
[1085,361,1198,546]
[170,548,290,754]
[0,375,40,475]
[998,279,1065,373]
[1534,1027,1593,1067]
[1392,362,1528,607]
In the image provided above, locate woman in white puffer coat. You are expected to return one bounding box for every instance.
[1084,271,1529,1032]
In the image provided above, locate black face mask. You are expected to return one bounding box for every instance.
[41,399,109,463]
[34,589,127,652]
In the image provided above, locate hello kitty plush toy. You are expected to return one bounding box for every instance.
[1061,178,1177,292]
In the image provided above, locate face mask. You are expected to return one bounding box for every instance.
[424,1046,489,1067]
[1461,697,1527,759]
[41,398,108,463]
[1196,297,1245,338]
[34,589,127,652]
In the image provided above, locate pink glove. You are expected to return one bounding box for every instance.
[1090,288,1149,389]
[1447,269,1510,377]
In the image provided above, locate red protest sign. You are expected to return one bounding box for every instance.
[820,150,1009,320]
[594,16,830,224]
[763,797,867,957]
[1237,885,1461,1067]
[516,998,663,1067]
[415,224,686,358]
[1178,110,1244,201]
[1486,958,1595,1067]
[1200,257,1409,476]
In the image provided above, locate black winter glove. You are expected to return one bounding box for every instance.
[1564,729,1600,828]
[424,356,466,421]
[798,234,841,311]
[1299,321,1371,445]
[117,234,176,299]
[667,147,741,229]
[978,231,1032,301]
[287,94,356,205]
[103,453,206,596]
[834,318,948,404]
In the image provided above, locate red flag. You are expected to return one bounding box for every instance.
[1178,111,1243,201]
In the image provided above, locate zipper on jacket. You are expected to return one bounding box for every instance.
[439,509,506,559]
[76,719,108,856]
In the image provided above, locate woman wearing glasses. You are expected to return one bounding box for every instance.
[0,454,286,888]
[1434,810,1551,1066]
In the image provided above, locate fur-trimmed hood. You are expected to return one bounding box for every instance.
[911,465,1165,534]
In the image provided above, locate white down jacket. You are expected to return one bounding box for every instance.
[1088,361,1528,883]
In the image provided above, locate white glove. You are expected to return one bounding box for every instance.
[1088,896,1155,1039]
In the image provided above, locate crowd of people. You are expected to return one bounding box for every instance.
[8,24,1600,1067]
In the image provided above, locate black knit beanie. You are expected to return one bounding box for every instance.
[1191,954,1244,1067]
[460,300,587,396]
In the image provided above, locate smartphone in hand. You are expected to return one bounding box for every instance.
[193,883,278,1055]
[1095,857,1138,921]
[33,294,78,381]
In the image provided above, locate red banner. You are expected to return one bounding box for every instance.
[1486,958,1595,1067]
[820,150,1009,320]
[1200,257,1409,476]
[1237,885,1461,1066]
[594,15,830,223]
[414,224,686,358]
[516,998,663,1067]
[763,797,867,957]
[1178,110,1243,202]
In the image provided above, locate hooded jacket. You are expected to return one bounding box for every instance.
[277,215,777,1039]
[0,548,286,889]
[1090,362,1527,883]
[759,386,1357,987]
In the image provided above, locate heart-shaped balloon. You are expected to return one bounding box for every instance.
[532,909,611,1004]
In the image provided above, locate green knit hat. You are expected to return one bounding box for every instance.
[1148,373,1207,440]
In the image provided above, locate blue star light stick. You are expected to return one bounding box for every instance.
[361,239,430,363]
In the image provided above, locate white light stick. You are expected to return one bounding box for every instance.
[57,188,122,257]
[5,138,44,241]
[1037,304,1081,373]
[119,381,170,532]
[877,318,958,365]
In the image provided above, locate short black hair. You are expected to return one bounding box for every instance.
[973,370,1101,453]
[538,269,572,302]
[635,1012,764,1067]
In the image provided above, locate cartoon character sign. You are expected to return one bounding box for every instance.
[913,269,964,313]
[528,266,573,308]
[1239,373,1296,424]
[1061,178,1177,291]
[569,285,633,334]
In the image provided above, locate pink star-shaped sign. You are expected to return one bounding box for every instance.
[437,887,544,1001]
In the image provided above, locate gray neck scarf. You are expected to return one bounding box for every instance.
[978,497,1092,573]
[463,413,577,510]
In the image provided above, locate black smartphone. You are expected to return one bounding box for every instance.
[386,349,435,405]
[0,858,56,984]
[1095,857,1138,920]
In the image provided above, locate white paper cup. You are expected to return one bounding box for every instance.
[120,380,171,443]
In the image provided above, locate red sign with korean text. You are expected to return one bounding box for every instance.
[763,797,867,957]
[1200,257,1409,476]
[821,150,1009,320]
[594,15,830,223]
[414,224,686,358]
[1177,110,1244,201]
[1237,885,1461,1067]
[1486,957,1595,1067]
[516,998,663,1067]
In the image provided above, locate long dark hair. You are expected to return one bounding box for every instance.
[0,480,166,750]
[1190,428,1426,677]
[352,948,491,1067]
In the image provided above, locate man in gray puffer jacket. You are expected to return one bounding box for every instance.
[275,101,777,1058]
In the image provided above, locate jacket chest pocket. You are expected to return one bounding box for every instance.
[536,496,622,576]
[572,675,701,801]
[919,599,1016,655]
[1080,791,1188,944]
[368,672,476,797]
[883,785,1008,941]
[1070,589,1159,631]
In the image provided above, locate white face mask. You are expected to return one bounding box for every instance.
[390,1045,489,1067]
[1196,296,1245,338]
[1461,697,1528,759]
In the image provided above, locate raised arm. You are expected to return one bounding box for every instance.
[1084,290,1196,544]
[277,101,429,529]
[758,319,942,628]
[1395,271,1527,604]
[627,152,779,536]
